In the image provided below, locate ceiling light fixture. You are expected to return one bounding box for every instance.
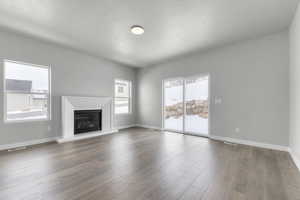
[131,25,144,35]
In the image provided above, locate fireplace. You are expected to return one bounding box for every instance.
[74,110,102,134]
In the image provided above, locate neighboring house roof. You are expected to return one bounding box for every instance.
[6,79,32,92]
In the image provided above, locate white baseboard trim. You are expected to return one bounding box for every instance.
[135,124,162,131]
[115,124,137,130]
[0,137,58,151]
[288,148,300,171]
[210,135,289,152]
[56,129,118,143]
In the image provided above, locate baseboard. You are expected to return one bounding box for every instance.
[115,124,137,130]
[0,137,58,151]
[288,148,300,171]
[210,135,289,152]
[135,124,162,131]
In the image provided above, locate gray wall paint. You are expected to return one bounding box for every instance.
[0,30,137,145]
[137,32,289,146]
[290,3,300,159]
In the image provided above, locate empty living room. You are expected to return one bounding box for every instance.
[1,0,300,199]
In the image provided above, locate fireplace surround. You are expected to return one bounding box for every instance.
[58,96,117,143]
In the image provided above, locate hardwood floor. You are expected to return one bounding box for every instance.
[0,127,300,200]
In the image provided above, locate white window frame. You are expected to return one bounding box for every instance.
[3,60,51,123]
[114,79,132,115]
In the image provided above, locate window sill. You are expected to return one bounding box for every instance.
[4,118,51,124]
[115,113,132,116]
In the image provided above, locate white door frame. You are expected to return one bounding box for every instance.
[162,73,210,137]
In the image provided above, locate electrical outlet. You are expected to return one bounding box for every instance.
[214,97,222,104]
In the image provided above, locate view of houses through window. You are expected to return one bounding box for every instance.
[4,61,50,122]
[114,79,131,114]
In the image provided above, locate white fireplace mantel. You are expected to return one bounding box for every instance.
[57,96,118,143]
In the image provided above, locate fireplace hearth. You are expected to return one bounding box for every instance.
[74,110,102,134]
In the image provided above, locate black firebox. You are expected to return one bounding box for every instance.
[74,110,102,134]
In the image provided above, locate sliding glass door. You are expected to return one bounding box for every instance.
[163,75,209,136]
[163,79,184,132]
[184,76,209,136]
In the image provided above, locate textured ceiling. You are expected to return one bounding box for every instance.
[0,0,298,67]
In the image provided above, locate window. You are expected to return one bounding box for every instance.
[114,79,131,114]
[4,60,51,122]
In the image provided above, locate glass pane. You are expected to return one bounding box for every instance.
[185,76,209,134]
[6,93,48,121]
[164,79,183,131]
[115,97,129,114]
[115,80,130,98]
[5,61,49,93]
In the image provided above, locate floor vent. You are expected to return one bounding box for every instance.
[224,141,237,146]
[8,146,27,152]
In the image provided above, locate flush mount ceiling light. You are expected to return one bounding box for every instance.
[130,25,144,35]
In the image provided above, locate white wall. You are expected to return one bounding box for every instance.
[290,2,300,162]
[137,32,289,146]
[0,29,137,145]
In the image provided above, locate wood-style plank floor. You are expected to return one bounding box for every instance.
[0,127,300,200]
